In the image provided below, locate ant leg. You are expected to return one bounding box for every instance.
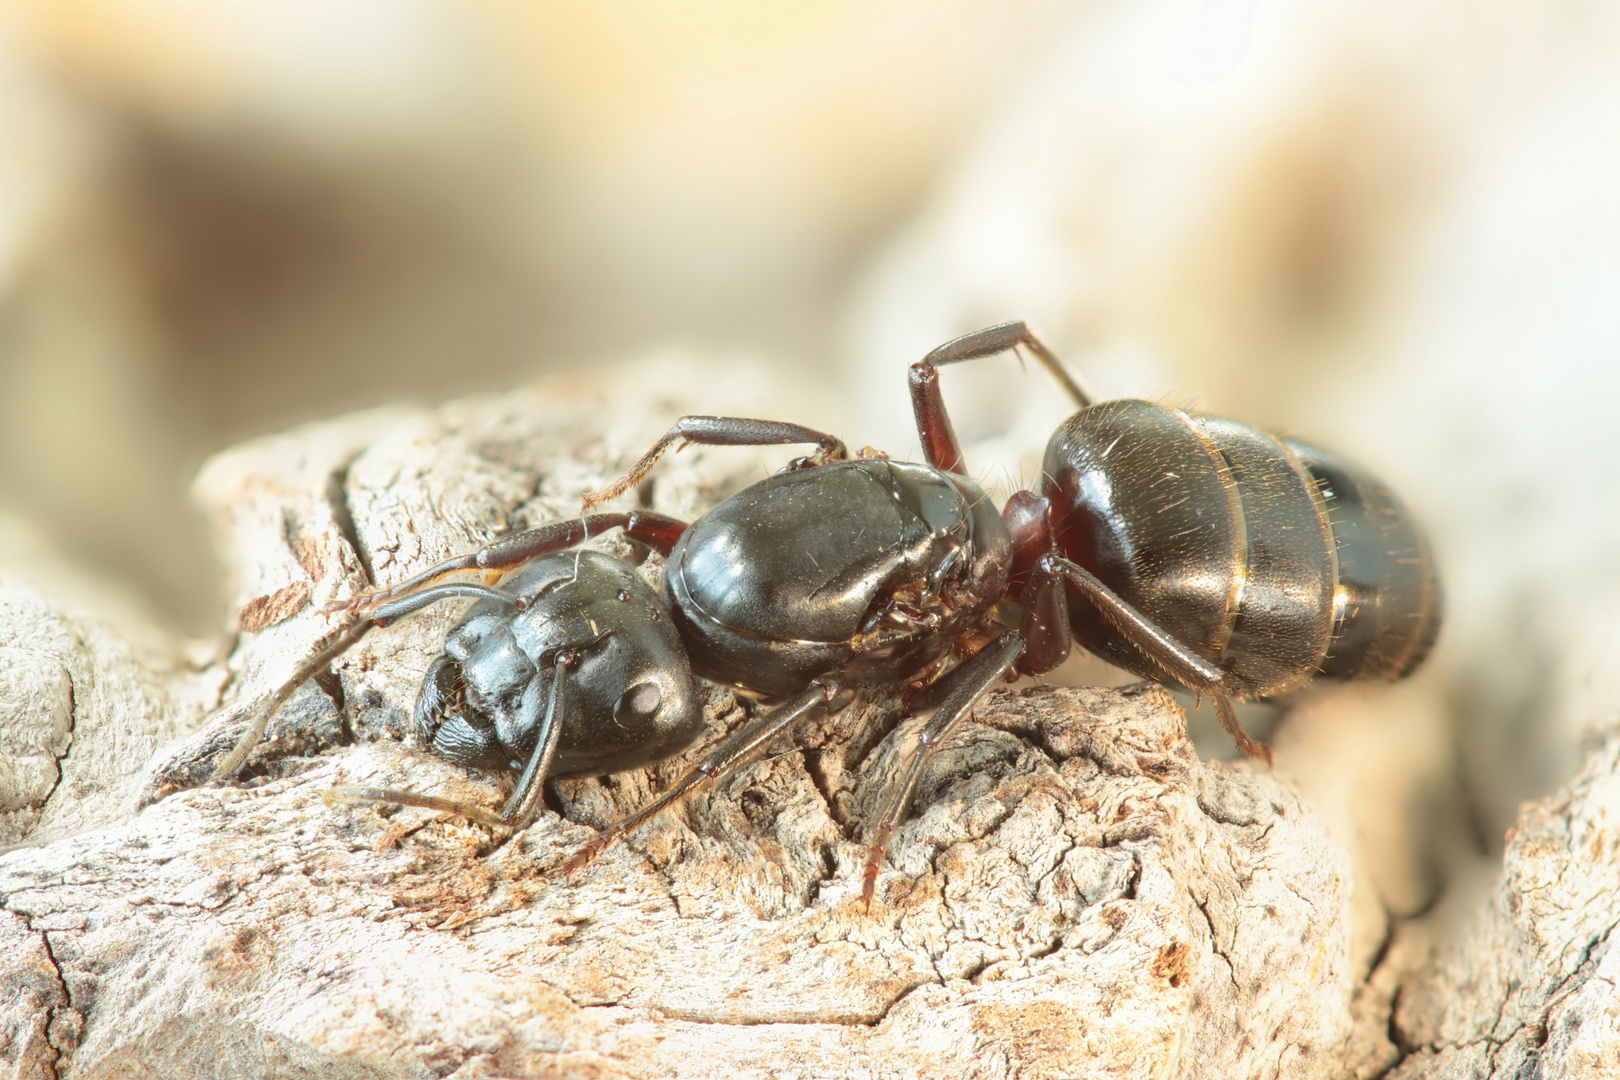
[922,321,1092,407]
[1028,555,1221,688]
[1029,554,1272,763]
[560,678,843,874]
[862,632,1024,909]
[909,321,1093,474]
[499,649,578,828]
[1015,549,1071,676]
[1002,489,1067,675]
[322,786,507,827]
[1209,695,1269,765]
[212,581,519,781]
[581,417,850,511]
[327,510,687,615]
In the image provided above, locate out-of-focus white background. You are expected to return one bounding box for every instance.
[0,0,1616,902]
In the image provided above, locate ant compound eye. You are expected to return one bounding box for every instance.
[613,681,663,726]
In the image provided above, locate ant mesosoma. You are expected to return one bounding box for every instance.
[213,322,1440,908]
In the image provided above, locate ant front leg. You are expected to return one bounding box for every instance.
[327,510,687,615]
[560,678,845,875]
[861,632,1025,909]
[325,645,581,830]
[581,417,850,511]
[909,321,1093,474]
[321,786,507,827]
[1023,554,1272,764]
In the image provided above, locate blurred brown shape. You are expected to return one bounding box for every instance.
[0,0,1072,629]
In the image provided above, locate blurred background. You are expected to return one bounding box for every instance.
[0,0,1617,912]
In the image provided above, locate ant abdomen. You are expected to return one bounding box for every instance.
[1281,438,1442,683]
[1042,398,1439,699]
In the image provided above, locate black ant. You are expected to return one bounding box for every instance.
[213,322,1440,908]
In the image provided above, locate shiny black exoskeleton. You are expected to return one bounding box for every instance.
[210,512,703,830]
[1037,401,1441,701]
[666,458,1008,698]
[411,551,703,822]
[907,322,1441,762]
[213,321,1439,910]
[563,321,1440,901]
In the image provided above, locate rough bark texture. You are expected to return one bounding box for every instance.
[0,358,1396,1078]
[2,682,1361,1080]
[0,547,195,852]
[1389,735,1620,1079]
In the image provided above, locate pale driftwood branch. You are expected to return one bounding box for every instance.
[6,356,1368,1078]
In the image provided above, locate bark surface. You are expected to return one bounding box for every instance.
[1389,735,1620,1079]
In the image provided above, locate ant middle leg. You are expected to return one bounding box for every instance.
[861,631,1025,908]
[581,416,851,512]
[561,678,845,875]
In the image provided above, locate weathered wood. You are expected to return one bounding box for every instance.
[1388,734,1620,1079]
[2,358,1364,1078]
[0,545,197,851]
